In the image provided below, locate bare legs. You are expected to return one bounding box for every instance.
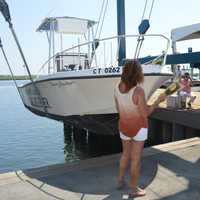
[118,139,145,196]
[118,140,131,184]
[130,140,145,196]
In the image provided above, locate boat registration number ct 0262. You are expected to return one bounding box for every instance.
[93,67,121,75]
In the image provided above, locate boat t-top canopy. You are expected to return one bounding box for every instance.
[171,23,200,42]
[36,16,97,35]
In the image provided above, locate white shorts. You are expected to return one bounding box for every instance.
[179,91,196,102]
[179,91,191,98]
[120,128,148,141]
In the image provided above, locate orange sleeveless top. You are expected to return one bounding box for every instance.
[114,83,148,137]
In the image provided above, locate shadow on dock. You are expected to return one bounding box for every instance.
[20,138,200,200]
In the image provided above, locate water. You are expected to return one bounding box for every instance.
[0,80,121,173]
[0,80,65,173]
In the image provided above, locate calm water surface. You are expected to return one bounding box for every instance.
[0,80,66,173]
[0,80,121,173]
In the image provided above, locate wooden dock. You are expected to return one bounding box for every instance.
[147,89,200,145]
[148,89,200,110]
[0,137,199,200]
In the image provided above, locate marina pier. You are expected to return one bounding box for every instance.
[0,138,199,200]
[147,90,200,145]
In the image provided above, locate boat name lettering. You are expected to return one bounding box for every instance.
[30,96,50,108]
[50,81,74,87]
[93,67,120,74]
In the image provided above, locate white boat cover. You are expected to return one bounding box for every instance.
[37,17,97,35]
[171,23,200,42]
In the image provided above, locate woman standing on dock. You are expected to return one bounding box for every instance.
[114,60,165,197]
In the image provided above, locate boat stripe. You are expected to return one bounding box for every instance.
[19,73,172,88]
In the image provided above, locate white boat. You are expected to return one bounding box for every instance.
[0,1,172,134]
[16,16,172,132]
[19,63,171,117]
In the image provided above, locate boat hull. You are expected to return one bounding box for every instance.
[20,74,170,109]
[18,68,172,134]
[19,74,170,115]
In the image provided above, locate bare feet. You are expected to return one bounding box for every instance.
[129,187,146,198]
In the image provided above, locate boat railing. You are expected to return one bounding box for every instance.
[36,34,170,78]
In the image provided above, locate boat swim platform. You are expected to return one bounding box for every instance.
[0,137,199,200]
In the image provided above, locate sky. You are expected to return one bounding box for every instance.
[0,0,200,75]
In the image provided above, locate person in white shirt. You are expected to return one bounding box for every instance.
[175,65,182,80]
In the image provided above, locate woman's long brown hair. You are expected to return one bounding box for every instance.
[121,59,144,91]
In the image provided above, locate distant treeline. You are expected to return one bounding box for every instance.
[0,75,36,80]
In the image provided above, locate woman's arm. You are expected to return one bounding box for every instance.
[134,87,164,117]
[134,87,149,118]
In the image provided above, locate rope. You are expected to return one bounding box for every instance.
[134,36,144,59]
[134,0,156,59]
[95,0,106,38]
[90,0,108,66]
[0,37,22,98]
[141,0,148,21]
[148,0,155,20]
[97,0,108,39]
[134,38,141,59]
[0,1,48,113]
[9,24,48,113]
[141,0,155,21]
[136,37,144,58]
